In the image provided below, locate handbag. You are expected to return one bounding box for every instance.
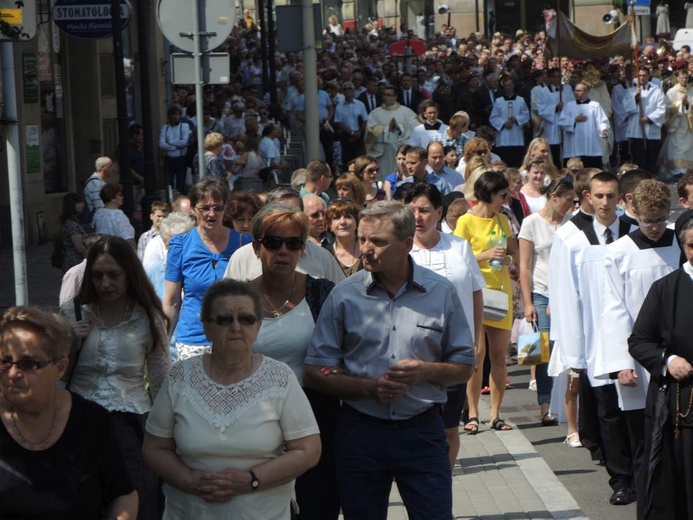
[482,287,509,322]
[517,320,550,366]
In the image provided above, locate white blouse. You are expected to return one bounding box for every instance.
[60,302,170,414]
[93,208,135,240]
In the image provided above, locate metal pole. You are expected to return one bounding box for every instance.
[267,0,280,120]
[138,0,156,229]
[302,0,320,161]
[2,43,28,305]
[258,0,269,95]
[112,0,132,216]
[475,0,479,32]
[193,0,205,180]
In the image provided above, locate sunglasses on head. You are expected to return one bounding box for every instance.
[0,357,61,372]
[473,149,488,155]
[259,236,305,251]
[207,314,259,327]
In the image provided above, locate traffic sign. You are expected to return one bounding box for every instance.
[157,0,235,53]
[171,53,230,84]
[629,0,650,16]
[0,0,37,41]
[52,0,132,39]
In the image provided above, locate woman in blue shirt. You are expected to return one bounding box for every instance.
[163,178,251,359]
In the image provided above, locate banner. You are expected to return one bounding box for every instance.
[545,11,634,60]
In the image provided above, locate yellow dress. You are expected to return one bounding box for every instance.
[454,211,513,330]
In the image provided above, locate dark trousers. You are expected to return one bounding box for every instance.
[550,144,562,168]
[295,388,340,520]
[625,408,646,519]
[164,156,188,194]
[320,128,335,170]
[593,383,634,491]
[630,138,662,175]
[335,406,452,520]
[579,155,603,169]
[340,134,365,167]
[578,372,602,459]
[494,145,525,168]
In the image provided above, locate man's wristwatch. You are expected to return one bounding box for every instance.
[249,469,260,492]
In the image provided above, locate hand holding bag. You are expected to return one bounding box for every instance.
[517,320,550,366]
[482,213,510,322]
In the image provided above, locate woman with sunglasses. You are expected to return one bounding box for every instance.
[144,279,321,519]
[457,137,492,181]
[325,199,363,277]
[163,178,252,360]
[60,235,171,520]
[247,204,341,519]
[455,171,519,433]
[0,306,137,518]
[354,155,387,205]
[518,176,576,430]
[382,144,412,200]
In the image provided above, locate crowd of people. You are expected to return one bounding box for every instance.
[5,18,693,520]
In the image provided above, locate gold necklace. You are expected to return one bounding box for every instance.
[11,398,59,450]
[263,274,297,318]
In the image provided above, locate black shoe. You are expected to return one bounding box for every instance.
[609,487,635,506]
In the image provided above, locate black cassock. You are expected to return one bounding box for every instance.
[629,268,693,520]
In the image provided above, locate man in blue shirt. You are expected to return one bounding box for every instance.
[304,201,474,520]
[397,146,452,195]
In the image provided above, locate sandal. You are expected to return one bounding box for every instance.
[480,386,491,395]
[463,416,480,435]
[564,432,582,448]
[541,413,558,427]
[490,418,513,431]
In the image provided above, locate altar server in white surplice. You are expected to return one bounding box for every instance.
[595,180,679,516]
[490,77,529,168]
[557,83,609,169]
[552,172,637,505]
[660,68,693,178]
[537,68,574,166]
[623,68,667,175]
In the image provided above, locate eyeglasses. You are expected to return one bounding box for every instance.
[551,176,573,194]
[259,236,305,251]
[0,357,61,372]
[207,314,259,327]
[364,167,380,174]
[473,149,488,155]
[196,204,225,214]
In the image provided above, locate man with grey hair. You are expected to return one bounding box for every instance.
[83,157,112,224]
[304,201,475,520]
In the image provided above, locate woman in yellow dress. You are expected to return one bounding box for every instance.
[455,170,518,433]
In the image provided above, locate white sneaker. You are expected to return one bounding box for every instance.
[528,379,537,391]
[564,432,582,448]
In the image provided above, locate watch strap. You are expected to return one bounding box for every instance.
[249,469,260,492]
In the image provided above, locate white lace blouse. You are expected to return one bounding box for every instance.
[146,355,320,519]
[60,302,171,415]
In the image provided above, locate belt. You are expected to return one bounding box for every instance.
[341,403,442,429]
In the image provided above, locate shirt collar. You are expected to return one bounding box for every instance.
[592,217,620,244]
[684,261,693,282]
[365,256,428,295]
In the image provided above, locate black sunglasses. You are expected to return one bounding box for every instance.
[259,236,305,251]
[0,357,61,372]
[207,314,259,327]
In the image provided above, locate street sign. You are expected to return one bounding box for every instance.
[157,0,235,53]
[52,0,132,39]
[0,0,37,41]
[629,0,650,16]
[171,53,230,84]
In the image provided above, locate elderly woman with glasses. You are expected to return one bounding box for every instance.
[143,280,321,519]
[247,204,341,520]
[163,178,252,360]
[354,155,387,205]
[455,171,519,433]
[0,306,137,518]
[518,176,577,429]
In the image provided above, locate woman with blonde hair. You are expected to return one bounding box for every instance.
[520,158,549,214]
[458,137,492,180]
[521,137,554,171]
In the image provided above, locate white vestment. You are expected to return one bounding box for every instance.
[623,82,667,140]
[537,84,575,145]
[489,96,530,147]
[409,122,448,149]
[596,229,680,410]
[365,103,418,181]
[660,84,693,176]
[558,100,610,158]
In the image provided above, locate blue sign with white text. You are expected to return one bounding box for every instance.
[52,0,132,39]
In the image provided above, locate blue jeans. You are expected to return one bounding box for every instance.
[335,407,452,520]
[532,293,553,406]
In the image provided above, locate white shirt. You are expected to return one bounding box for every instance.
[518,212,563,297]
[592,218,621,246]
